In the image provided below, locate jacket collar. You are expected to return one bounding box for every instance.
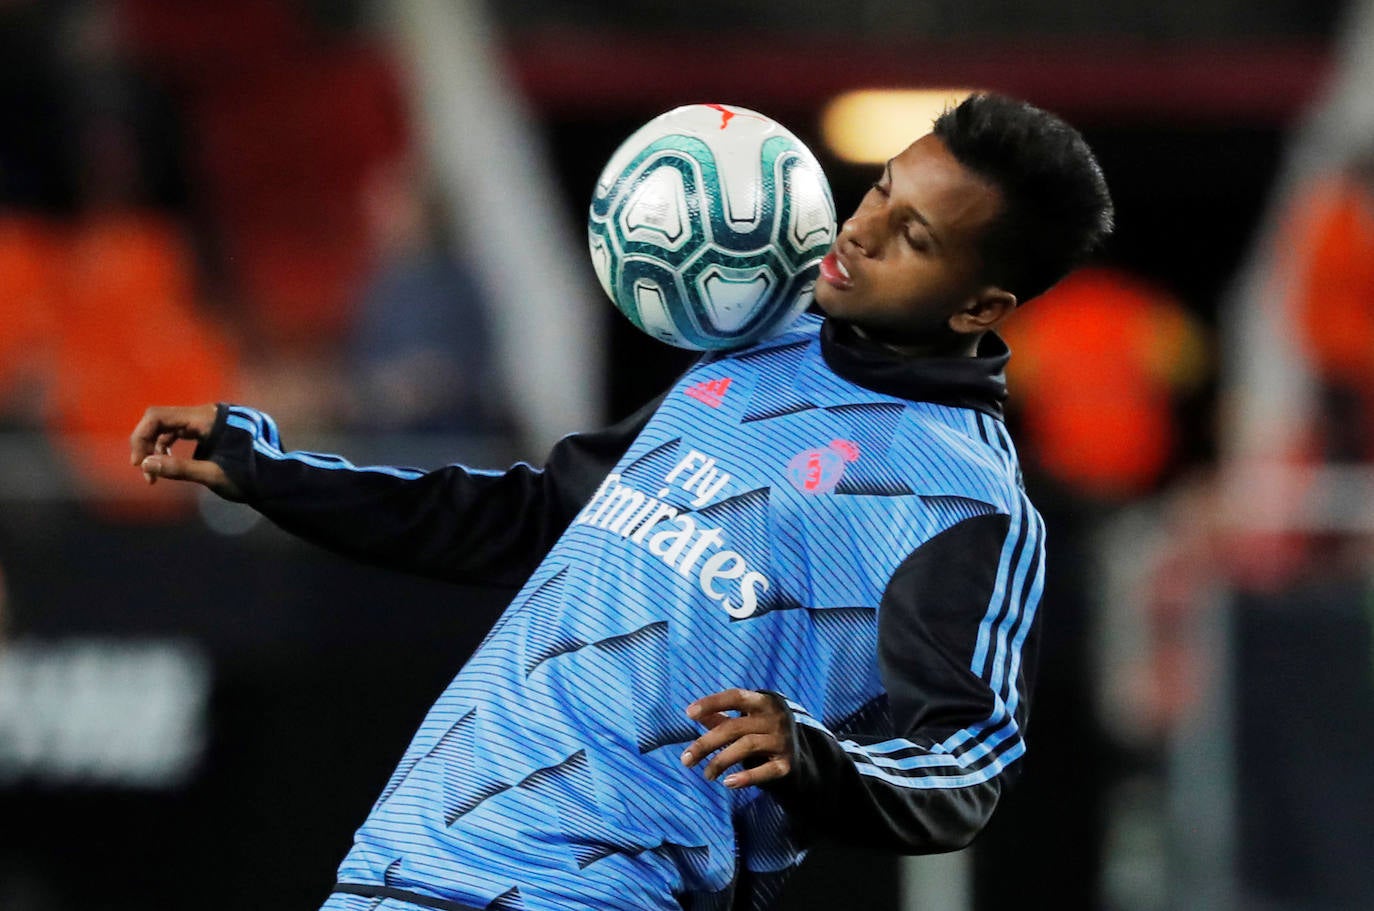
[819,318,1009,418]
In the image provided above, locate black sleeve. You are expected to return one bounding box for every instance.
[765,511,1040,854]
[194,396,665,587]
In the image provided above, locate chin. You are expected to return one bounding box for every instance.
[811,288,846,320]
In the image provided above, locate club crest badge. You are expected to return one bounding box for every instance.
[786,439,860,495]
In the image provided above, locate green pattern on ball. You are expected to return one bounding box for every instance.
[588,108,835,350]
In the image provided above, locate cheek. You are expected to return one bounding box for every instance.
[894,300,955,335]
[880,258,950,305]
[885,269,969,327]
[898,256,977,304]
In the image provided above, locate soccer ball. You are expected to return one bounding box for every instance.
[588,104,837,351]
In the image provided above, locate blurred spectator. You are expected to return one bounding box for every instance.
[345,159,511,435]
[1287,149,1374,463]
[1220,150,1374,591]
[1000,267,1209,501]
[975,266,1211,911]
[1232,158,1374,908]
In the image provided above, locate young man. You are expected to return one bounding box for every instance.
[131,93,1113,910]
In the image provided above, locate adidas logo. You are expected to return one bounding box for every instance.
[684,377,732,408]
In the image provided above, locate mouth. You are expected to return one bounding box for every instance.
[818,250,853,290]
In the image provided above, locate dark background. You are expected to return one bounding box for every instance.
[1,0,1360,908]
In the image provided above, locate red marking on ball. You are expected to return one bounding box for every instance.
[704,103,736,130]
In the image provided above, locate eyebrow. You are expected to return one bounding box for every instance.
[883,159,941,247]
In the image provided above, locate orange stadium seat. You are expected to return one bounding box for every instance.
[49,212,237,520]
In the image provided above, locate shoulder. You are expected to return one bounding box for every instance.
[888,405,1024,514]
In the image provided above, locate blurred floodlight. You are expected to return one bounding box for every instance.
[822,89,977,164]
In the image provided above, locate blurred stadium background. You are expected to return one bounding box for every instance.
[2,0,1373,909]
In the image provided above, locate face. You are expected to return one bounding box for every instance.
[814,133,1010,348]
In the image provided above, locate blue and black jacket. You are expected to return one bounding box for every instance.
[197,314,1044,911]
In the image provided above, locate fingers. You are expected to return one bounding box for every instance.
[692,711,732,731]
[702,733,788,783]
[140,453,236,496]
[719,757,792,789]
[130,404,240,495]
[681,688,792,790]
[686,687,774,721]
[129,404,219,467]
[681,716,760,768]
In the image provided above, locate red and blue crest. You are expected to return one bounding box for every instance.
[785,439,860,495]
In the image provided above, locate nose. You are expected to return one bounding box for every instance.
[840,213,877,257]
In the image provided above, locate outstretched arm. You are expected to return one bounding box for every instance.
[130,398,663,586]
[682,509,1041,854]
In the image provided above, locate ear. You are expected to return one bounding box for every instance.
[949,287,1017,335]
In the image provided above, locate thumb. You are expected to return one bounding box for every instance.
[141,454,238,497]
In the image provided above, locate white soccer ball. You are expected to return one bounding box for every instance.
[588,103,837,351]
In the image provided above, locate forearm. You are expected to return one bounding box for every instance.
[765,508,1041,853]
[198,399,659,585]
[764,700,1001,854]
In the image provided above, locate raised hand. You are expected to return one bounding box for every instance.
[129,404,240,498]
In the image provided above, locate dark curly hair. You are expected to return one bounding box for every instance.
[932,93,1114,304]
